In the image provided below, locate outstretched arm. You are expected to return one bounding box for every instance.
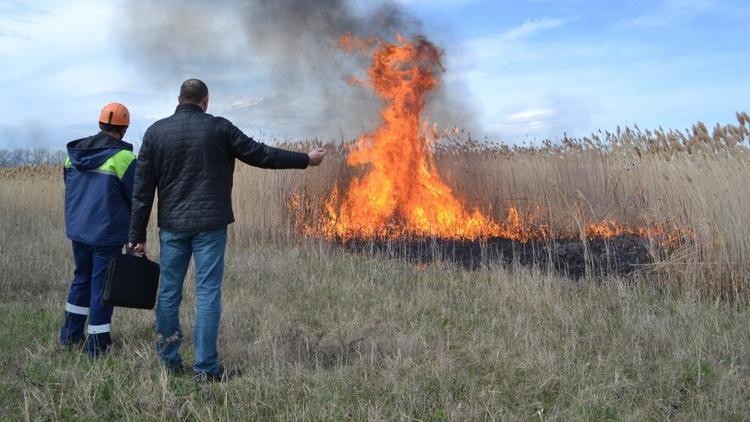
[225,119,321,169]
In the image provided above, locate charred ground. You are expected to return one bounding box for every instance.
[334,234,653,279]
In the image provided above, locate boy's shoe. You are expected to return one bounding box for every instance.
[60,312,87,346]
[193,365,242,383]
[59,336,85,349]
[84,333,112,358]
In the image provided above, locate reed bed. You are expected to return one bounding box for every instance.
[232,113,750,300]
[2,113,748,300]
[1,115,749,419]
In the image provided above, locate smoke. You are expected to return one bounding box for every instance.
[122,0,476,140]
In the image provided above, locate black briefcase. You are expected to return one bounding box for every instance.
[102,253,160,309]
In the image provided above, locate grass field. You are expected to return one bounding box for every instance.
[1,116,749,420]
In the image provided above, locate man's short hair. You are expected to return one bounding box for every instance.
[99,122,127,133]
[179,79,209,104]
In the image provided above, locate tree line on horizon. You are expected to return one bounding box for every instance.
[0,149,66,167]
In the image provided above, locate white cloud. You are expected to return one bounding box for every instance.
[452,17,578,70]
[499,18,568,40]
[1,0,748,148]
[471,61,745,142]
[624,0,728,28]
[447,8,749,142]
[0,1,115,97]
[507,108,556,122]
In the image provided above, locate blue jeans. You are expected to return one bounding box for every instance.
[156,226,227,374]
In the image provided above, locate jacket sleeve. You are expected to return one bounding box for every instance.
[129,132,157,243]
[121,157,136,210]
[223,119,310,169]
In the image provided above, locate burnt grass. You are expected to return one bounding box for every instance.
[336,234,654,279]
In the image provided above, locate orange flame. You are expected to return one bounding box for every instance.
[290,33,689,247]
[322,34,507,240]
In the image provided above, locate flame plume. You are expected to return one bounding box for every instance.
[323,34,502,240]
[289,33,688,247]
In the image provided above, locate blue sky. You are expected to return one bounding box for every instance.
[0,0,748,149]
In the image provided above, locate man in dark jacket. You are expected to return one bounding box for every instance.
[61,102,136,357]
[129,79,325,380]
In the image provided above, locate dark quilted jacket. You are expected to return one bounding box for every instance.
[128,103,309,242]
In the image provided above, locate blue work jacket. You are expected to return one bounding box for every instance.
[64,132,136,246]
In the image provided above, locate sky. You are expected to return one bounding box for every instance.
[0,0,748,149]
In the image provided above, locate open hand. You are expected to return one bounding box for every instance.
[308,147,327,166]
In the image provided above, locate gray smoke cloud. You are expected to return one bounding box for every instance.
[122,0,476,140]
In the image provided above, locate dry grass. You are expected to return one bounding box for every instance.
[239,113,750,299]
[1,115,749,419]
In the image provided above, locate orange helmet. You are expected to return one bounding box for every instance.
[99,103,130,126]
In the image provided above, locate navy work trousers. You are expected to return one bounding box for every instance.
[60,241,121,356]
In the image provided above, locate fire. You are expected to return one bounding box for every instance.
[322,33,504,240]
[289,33,688,247]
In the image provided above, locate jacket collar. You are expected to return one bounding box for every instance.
[66,132,132,170]
[175,103,205,113]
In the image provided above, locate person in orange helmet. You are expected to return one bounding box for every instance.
[60,103,137,357]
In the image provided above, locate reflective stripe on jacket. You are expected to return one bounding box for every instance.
[64,132,136,246]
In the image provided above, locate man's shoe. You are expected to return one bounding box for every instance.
[163,363,189,376]
[193,365,242,383]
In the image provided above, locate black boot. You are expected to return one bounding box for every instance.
[60,312,87,347]
[84,332,112,358]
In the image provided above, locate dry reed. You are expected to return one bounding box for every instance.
[1,115,749,419]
